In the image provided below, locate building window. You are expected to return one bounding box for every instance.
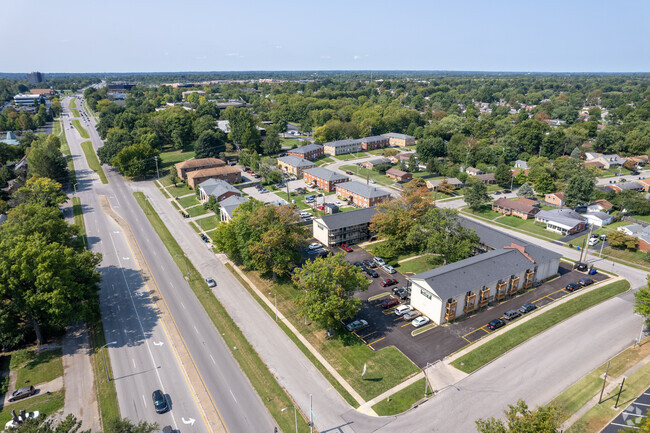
[420,288,433,300]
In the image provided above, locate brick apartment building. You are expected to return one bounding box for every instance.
[303,167,350,192]
[186,166,241,189]
[382,132,416,147]
[335,181,391,208]
[176,158,226,180]
[287,144,324,161]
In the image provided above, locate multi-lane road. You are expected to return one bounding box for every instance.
[62,97,275,433]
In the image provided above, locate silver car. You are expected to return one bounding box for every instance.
[205,277,217,288]
[346,319,368,332]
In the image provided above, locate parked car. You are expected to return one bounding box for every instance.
[340,243,353,252]
[403,310,421,320]
[395,305,413,316]
[494,191,501,195]
[588,237,599,246]
[600,234,607,241]
[346,319,368,332]
[373,257,386,266]
[380,298,399,309]
[503,189,511,193]
[380,278,398,287]
[152,390,169,414]
[503,309,521,320]
[487,319,506,330]
[317,205,324,210]
[308,242,323,250]
[412,316,430,327]
[162,426,173,433]
[200,233,209,243]
[382,264,396,274]
[363,259,377,268]
[205,277,217,288]
[393,288,409,300]
[519,303,537,314]
[579,277,594,286]
[366,268,379,278]
[346,171,354,175]
[565,282,581,292]
[8,386,35,402]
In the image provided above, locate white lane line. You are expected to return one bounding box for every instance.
[194,325,199,334]
[132,359,136,369]
[180,302,185,309]
[210,355,216,365]
[229,389,238,403]
[142,394,147,408]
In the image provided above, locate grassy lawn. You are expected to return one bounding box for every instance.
[411,171,433,178]
[72,119,89,139]
[315,157,335,166]
[159,148,195,170]
[190,221,201,233]
[177,195,200,209]
[631,214,650,223]
[0,390,64,425]
[340,165,395,186]
[365,241,418,266]
[451,280,630,374]
[57,119,76,186]
[496,215,563,240]
[274,191,327,214]
[372,378,430,416]
[332,152,369,161]
[186,205,208,218]
[600,246,650,270]
[72,197,87,248]
[196,216,220,231]
[133,192,314,433]
[565,221,629,250]
[10,349,63,388]
[167,184,194,197]
[464,205,501,220]
[397,255,439,275]
[69,99,77,109]
[80,141,108,184]
[280,138,303,147]
[243,271,420,402]
[71,108,81,118]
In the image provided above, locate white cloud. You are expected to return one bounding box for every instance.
[226,53,239,57]
[353,55,360,60]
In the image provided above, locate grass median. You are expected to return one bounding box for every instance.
[372,378,430,416]
[133,192,313,433]
[80,141,108,184]
[452,280,630,374]
[57,119,76,186]
[72,119,89,139]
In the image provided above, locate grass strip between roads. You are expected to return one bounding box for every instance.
[452,280,630,374]
[225,263,359,407]
[57,119,76,186]
[372,378,430,416]
[80,141,108,184]
[133,192,313,433]
[72,119,90,139]
[72,197,87,248]
[0,390,64,425]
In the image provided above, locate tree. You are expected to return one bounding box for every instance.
[293,254,369,330]
[261,133,282,156]
[194,130,226,159]
[517,182,536,199]
[26,135,68,184]
[494,164,513,188]
[222,107,261,152]
[533,173,556,195]
[464,179,490,211]
[104,418,159,433]
[408,153,418,172]
[416,137,446,161]
[476,400,562,433]
[111,143,160,179]
[607,231,637,250]
[11,177,66,208]
[564,174,595,207]
[97,128,132,164]
[569,147,581,159]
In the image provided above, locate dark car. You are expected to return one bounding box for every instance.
[346,171,354,175]
[8,386,35,402]
[579,277,594,286]
[487,318,506,330]
[366,268,379,278]
[575,262,588,272]
[503,310,521,320]
[381,298,399,309]
[152,390,169,414]
[565,282,581,292]
[503,189,511,193]
[363,260,377,268]
[519,303,537,314]
[494,191,501,195]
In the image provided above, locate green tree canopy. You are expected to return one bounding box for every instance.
[494,164,513,188]
[11,177,66,208]
[194,130,226,159]
[464,179,490,211]
[564,174,595,207]
[475,400,562,433]
[111,143,160,179]
[26,135,68,184]
[517,182,536,199]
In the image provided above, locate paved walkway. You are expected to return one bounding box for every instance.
[3,375,64,407]
[62,323,100,431]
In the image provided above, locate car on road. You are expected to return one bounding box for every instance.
[519,303,537,314]
[503,310,521,320]
[412,316,430,327]
[162,426,173,433]
[366,268,379,278]
[308,242,323,250]
[205,277,217,288]
[380,298,399,309]
[340,243,353,252]
[403,310,421,320]
[373,257,386,266]
[487,318,506,330]
[565,282,581,292]
[346,319,368,332]
[588,237,599,246]
[380,278,398,287]
[363,260,376,268]
[382,264,396,274]
[494,191,501,195]
[346,171,354,175]
[152,390,169,414]
[8,386,35,402]
[395,305,413,316]
[579,277,594,286]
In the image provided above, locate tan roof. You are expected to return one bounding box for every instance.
[493,197,539,214]
[386,168,409,177]
[591,199,614,210]
[516,197,537,206]
[547,192,565,200]
[584,161,604,168]
[29,88,54,95]
[176,158,225,170]
[186,166,240,179]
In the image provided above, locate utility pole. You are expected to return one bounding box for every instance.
[154,156,160,179]
[582,225,594,265]
[599,361,610,403]
[614,378,626,408]
[309,394,313,433]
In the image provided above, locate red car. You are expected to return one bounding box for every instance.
[340,243,353,252]
[317,205,325,210]
[380,278,398,287]
[381,298,399,309]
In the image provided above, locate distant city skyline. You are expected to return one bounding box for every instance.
[1,0,648,73]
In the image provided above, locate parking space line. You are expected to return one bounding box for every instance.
[358,331,376,341]
[367,337,385,347]
[401,322,412,327]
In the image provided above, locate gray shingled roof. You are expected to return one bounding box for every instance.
[365,157,391,166]
[198,178,240,199]
[535,209,586,228]
[303,167,349,182]
[382,132,415,140]
[220,195,249,219]
[324,138,360,147]
[290,144,323,155]
[315,207,379,230]
[277,155,316,168]
[336,181,391,199]
[615,181,643,190]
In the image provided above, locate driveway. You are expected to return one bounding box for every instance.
[242,186,284,204]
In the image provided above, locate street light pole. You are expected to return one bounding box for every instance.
[102,341,117,381]
[73,183,78,195]
[281,407,298,433]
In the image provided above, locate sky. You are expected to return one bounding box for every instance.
[1,0,648,73]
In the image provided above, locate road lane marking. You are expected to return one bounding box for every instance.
[194,325,199,334]
[142,394,147,407]
[229,389,237,403]
[133,359,136,368]
[210,355,216,365]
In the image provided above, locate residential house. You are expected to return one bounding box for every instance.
[545,192,565,207]
[629,155,648,166]
[609,181,644,193]
[426,177,464,191]
[617,224,650,252]
[313,207,379,246]
[186,166,241,189]
[637,179,650,192]
[359,136,389,150]
[588,199,614,213]
[335,181,391,208]
[385,168,412,182]
[514,160,529,169]
[583,212,614,227]
[388,153,412,164]
[492,197,540,220]
[176,158,226,180]
[535,209,587,235]
[476,173,496,185]
[584,152,627,169]
[323,139,362,156]
[465,167,482,176]
[303,167,350,192]
[219,196,249,222]
[362,157,392,169]
[381,132,416,147]
[584,160,605,169]
[409,218,561,325]
[276,155,316,176]
[198,178,242,203]
[287,144,324,161]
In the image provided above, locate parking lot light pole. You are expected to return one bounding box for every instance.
[281,407,298,433]
[102,341,117,381]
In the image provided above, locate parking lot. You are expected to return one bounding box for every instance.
[601,386,650,432]
[337,246,610,368]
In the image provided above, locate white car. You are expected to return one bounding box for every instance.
[346,319,368,332]
[395,305,413,316]
[308,242,323,250]
[588,237,600,246]
[382,264,396,274]
[373,257,386,266]
[412,316,430,328]
[205,277,217,288]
